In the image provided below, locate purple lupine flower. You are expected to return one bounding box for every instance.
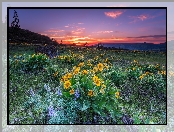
[48,105,56,117]
[74,89,80,100]
[57,88,62,96]
[44,84,48,90]
[44,84,50,92]
[30,88,35,96]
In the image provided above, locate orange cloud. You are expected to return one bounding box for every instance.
[52,34,165,45]
[97,37,125,43]
[62,36,98,45]
[104,11,124,19]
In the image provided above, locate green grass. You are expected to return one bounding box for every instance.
[9,44,166,124]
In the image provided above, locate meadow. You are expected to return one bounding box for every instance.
[9,44,167,124]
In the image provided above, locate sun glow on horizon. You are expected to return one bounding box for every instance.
[10,8,166,45]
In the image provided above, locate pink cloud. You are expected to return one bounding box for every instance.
[50,36,65,39]
[93,31,113,34]
[104,11,124,19]
[129,14,155,23]
[40,33,47,36]
[45,29,64,33]
[138,15,148,21]
[78,23,84,24]
[64,26,69,28]
[71,27,85,35]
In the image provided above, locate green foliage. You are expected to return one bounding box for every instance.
[9,45,166,124]
[10,53,49,73]
[22,53,49,72]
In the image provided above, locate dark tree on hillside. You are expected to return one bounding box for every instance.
[84,42,88,47]
[11,10,20,29]
[97,42,103,49]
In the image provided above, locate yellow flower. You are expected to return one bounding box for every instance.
[90,70,95,74]
[87,60,91,63]
[98,63,104,72]
[53,71,58,77]
[133,67,136,71]
[95,78,101,86]
[87,63,93,66]
[103,63,109,69]
[134,60,137,63]
[92,75,98,82]
[78,62,84,67]
[64,56,67,59]
[67,73,73,78]
[32,54,35,58]
[102,84,106,89]
[143,74,146,77]
[87,60,92,66]
[139,75,143,80]
[73,66,77,70]
[145,71,149,75]
[161,71,166,75]
[82,70,88,75]
[100,88,105,94]
[64,80,71,89]
[105,58,108,62]
[73,67,80,75]
[88,90,94,97]
[115,92,120,98]
[93,67,98,73]
[62,75,69,82]
[59,56,63,59]
[70,89,74,95]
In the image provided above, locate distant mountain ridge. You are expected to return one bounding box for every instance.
[95,42,166,51]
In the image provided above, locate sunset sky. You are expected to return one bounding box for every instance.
[8,8,166,45]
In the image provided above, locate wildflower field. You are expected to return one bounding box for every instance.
[9,44,167,124]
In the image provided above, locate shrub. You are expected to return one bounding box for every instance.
[20,53,50,73]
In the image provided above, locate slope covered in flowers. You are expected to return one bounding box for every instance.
[9,45,166,124]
